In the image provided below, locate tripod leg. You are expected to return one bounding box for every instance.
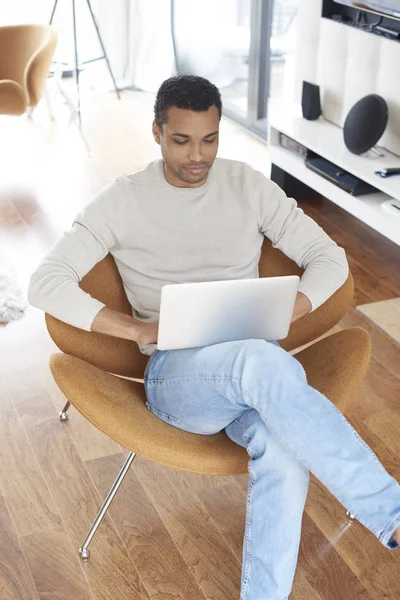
[72,0,81,124]
[85,0,121,100]
[49,0,60,24]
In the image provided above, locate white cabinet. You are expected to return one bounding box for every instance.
[268,99,400,246]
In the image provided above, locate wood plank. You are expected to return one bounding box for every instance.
[0,490,39,600]
[86,453,207,600]
[290,568,324,600]
[198,479,247,560]
[1,362,61,426]
[298,198,400,298]
[363,409,400,458]
[133,455,242,600]
[346,255,397,305]
[21,529,93,600]
[42,363,123,462]
[0,377,62,537]
[304,476,400,600]
[363,359,400,420]
[305,196,400,266]
[25,416,151,600]
[339,308,400,379]
[299,507,377,599]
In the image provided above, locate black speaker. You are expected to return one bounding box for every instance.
[301,81,321,120]
[343,94,388,155]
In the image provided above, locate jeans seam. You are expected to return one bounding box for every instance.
[232,417,257,595]
[233,417,303,592]
[234,416,300,598]
[321,395,383,534]
[241,465,255,595]
[146,372,235,382]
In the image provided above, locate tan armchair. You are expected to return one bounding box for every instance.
[45,238,372,561]
[0,24,57,116]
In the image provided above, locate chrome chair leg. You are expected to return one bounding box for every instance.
[79,451,136,559]
[59,400,71,421]
[346,510,355,521]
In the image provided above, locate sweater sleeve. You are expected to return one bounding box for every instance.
[28,180,127,330]
[251,168,349,311]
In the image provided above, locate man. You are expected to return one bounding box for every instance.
[28,75,400,600]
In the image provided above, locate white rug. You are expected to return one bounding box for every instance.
[0,255,28,324]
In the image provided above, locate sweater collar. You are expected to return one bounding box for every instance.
[154,159,215,195]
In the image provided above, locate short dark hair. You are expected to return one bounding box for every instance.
[154,75,222,131]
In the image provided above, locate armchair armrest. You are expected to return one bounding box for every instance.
[0,79,27,115]
[25,28,57,107]
[280,271,354,353]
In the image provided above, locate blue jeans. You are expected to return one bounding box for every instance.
[143,339,400,600]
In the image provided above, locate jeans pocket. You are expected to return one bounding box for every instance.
[145,401,212,435]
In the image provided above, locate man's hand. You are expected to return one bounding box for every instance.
[290,291,312,324]
[91,306,159,345]
[136,321,159,346]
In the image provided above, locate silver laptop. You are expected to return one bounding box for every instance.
[157,275,300,351]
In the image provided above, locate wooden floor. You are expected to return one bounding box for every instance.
[1,88,400,600]
[357,297,400,346]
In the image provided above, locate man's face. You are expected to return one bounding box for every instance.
[152,105,220,188]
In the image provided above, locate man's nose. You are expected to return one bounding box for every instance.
[188,144,203,163]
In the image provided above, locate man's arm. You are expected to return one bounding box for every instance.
[28,180,158,345]
[28,221,159,345]
[252,170,349,313]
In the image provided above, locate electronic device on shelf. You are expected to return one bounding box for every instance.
[279,133,310,158]
[305,155,379,195]
[343,94,388,155]
[375,166,400,177]
[301,81,322,121]
[376,24,400,37]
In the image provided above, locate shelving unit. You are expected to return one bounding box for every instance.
[268,100,400,246]
[322,0,400,41]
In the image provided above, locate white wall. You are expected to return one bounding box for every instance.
[293,0,400,156]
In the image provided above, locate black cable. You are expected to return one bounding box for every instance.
[356,9,383,30]
[369,15,383,28]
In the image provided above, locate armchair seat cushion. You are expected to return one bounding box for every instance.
[50,327,371,476]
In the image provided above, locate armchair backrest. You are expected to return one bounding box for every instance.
[0,25,57,107]
[45,239,354,379]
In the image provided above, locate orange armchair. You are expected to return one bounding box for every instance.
[44,239,372,560]
[0,24,57,116]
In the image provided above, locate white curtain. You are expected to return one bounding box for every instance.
[96,0,177,92]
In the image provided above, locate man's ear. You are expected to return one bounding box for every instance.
[152,119,161,145]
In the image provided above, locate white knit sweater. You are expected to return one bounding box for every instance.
[28,158,349,355]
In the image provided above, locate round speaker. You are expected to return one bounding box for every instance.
[343,94,388,155]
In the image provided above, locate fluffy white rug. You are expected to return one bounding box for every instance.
[0,256,28,323]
